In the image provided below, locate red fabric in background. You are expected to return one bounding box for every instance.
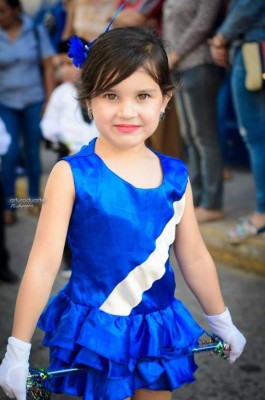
[117,0,164,32]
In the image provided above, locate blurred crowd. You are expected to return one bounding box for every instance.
[0,0,265,282]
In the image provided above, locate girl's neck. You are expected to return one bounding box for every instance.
[94,137,162,189]
[95,137,149,161]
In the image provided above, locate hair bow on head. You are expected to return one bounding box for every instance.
[68,2,125,68]
[68,36,91,68]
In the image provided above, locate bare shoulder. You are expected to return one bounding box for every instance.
[39,161,75,217]
[46,160,74,191]
[49,159,73,179]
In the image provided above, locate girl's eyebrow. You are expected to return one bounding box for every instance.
[136,89,157,93]
[103,88,158,93]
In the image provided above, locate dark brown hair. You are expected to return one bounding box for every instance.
[4,0,22,10]
[78,26,174,102]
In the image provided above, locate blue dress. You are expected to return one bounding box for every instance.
[38,138,204,400]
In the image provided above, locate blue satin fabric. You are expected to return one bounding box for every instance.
[38,138,204,399]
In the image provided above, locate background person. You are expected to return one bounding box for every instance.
[163,0,225,223]
[210,0,265,243]
[0,0,55,224]
[41,39,99,156]
[61,0,116,42]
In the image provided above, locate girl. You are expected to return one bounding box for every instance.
[0,27,245,400]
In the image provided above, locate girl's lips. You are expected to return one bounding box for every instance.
[114,124,140,133]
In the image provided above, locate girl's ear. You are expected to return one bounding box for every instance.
[85,100,91,110]
[162,90,173,111]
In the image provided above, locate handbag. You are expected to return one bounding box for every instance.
[242,42,265,91]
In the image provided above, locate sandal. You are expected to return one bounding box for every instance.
[227,216,265,244]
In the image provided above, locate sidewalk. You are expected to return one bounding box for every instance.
[15,145,265,276]
[199,170,265,275]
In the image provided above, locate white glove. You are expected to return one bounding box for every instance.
[205,307,246,363]
[0,337,31,400]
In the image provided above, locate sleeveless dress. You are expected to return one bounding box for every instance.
[38,138,204,400]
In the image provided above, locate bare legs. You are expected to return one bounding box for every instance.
[125,389,171,400]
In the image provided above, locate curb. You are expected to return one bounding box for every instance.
[200,223,265,276]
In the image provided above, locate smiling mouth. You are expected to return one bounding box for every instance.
[114,125,140,133]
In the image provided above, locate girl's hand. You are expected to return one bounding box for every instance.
[205,307,246,363]
[0,337,31,400]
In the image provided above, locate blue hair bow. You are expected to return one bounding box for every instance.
[68,2,125,68]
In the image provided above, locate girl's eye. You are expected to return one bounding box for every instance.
[104,93,117,100]
[137,93,150,100]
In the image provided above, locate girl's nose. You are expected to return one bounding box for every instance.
[118,100,137,118]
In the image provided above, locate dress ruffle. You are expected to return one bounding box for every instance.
[38,292,204,400]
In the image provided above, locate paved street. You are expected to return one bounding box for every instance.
[171,258,265,400]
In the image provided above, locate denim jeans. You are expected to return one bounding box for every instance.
[0,176,8,267]
[0,101,43,209]
[231,50,265,213]
[175,64,224,209]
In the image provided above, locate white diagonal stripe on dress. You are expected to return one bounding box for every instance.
[99,196,185,316]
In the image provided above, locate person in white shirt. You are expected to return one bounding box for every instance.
[41,39,99,157]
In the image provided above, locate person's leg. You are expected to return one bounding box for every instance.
[133,389,171,400]
[0,176,18,283]
[0,176,8,265]
[217,71,236,179]
[175,87,202,207]
[0,104,21,213]
[231,50,265,220]
[22,101,43,202]
[229,50,265,240]
[180,64,224,214]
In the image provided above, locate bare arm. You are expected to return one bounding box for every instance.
[165,0,222,60]
[12,161,74,342]
[173,181,225,315]
[112,9,147,28]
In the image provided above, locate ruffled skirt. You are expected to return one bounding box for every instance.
[38,292,204,400]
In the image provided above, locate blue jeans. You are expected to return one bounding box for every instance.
[175,64,224,209]
[0,102,43,209]
[0,176,8,267]
[231,50,265,213]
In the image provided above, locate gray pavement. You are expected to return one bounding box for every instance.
[0,145,265,399]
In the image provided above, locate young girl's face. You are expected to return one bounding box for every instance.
[89,67,170,150]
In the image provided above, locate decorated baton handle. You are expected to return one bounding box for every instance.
[27,336,229,400]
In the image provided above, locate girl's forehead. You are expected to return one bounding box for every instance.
[109,68,160,90]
